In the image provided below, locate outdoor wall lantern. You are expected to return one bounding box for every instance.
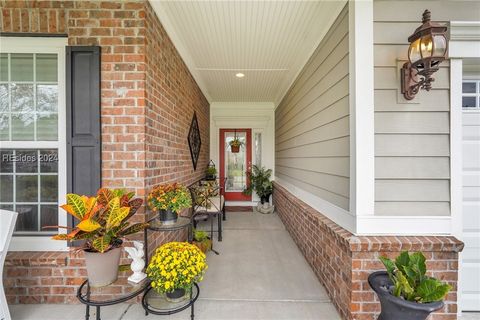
[401,9,448,100]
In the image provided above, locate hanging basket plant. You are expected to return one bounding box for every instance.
[229,131,244,153]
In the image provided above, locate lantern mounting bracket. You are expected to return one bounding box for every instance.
[401,62,435,100]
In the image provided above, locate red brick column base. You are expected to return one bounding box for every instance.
[273,182,464,320]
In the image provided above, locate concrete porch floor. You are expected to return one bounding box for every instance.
[9,211,480,320]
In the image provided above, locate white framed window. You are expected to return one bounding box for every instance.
[462,80,480,110]
[0,37,68,251]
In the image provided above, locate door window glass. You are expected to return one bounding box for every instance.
[224,131,247,192]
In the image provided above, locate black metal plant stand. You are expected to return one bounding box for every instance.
[142,216,200,318]
[77,278,149,320]
[142,283,200,319]
[143,215,193,264]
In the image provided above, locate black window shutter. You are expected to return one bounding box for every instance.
[66,46,101,230]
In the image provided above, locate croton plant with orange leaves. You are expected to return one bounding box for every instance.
[50,188,148,253]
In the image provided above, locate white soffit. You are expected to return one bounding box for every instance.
[149,0,347,104]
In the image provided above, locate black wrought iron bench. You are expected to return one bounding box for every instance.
[188,177,227,242]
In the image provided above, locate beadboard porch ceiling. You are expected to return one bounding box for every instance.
[149,0,347,104]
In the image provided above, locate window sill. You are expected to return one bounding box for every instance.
[9,236,68,252]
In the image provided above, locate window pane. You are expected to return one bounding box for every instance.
[463,96,477,108]
[255,132,262,167]
[1,149,59,233]
[0,114,8,140]
[0,84,8,113]
[16,175,38,202]
[463,82,476,94]
[0,204,13,211]
[11,83,34,112]
[41,205,58,231]
[37,85,58,112]
[15,205,38,232]
[15,150,38,173]
[40,175,57,202]
[36,54,57,82]
[40,150,58,172]
[0,175,13,202]
[11,113,34,140]
[11,53,34,82]
[37,113,58,140]
[0,150,14,173]
[0,53,8,81]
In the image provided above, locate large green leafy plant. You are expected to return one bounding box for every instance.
[379,251,451,303]
[51,188,148,253]
[243,165,273,199]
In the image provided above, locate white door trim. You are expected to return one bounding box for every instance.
[448,21,480,315]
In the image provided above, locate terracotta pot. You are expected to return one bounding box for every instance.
[84,247,122,287]
[368,271,444,320]
[230,145,240,153]
[158,209,178,224]
[193,239,212,253]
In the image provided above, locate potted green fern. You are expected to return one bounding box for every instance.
[369,251,451,320]
[243,165,273,204]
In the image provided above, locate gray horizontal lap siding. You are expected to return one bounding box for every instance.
[373,0,458,217]
[275,6,350,211]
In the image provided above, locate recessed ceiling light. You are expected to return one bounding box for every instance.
[235,73,245,78]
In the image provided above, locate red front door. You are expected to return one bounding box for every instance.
[219,129,252,201]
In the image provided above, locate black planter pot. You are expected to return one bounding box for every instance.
[166,288,186,302]
[158,209,178,225]
[368,271,444,320]
[260,194,271,204]
[205,174,216,181]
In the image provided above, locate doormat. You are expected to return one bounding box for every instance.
[225,206,253,212]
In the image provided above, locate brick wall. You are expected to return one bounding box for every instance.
[1,0,209,304]
[144,1,209,190]
[273,182,464,320]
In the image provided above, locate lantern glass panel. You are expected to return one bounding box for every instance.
[432,34,447,58]
[409,38,422,63]
[420,34,433,58]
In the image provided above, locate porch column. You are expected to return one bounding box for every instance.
[348,0,375,223]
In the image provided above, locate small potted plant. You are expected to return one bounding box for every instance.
[147,242,207,302]
[369,251,451,320]
[243,165,273,204]
[51,188,147,287]
[192,229,212,253]
[147,183,192,224]
[206,166,217,181]
[229,138,244,153]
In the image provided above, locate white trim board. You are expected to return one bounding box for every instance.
[275,176,356,233]
[1,36,68,251]
[447,21,480,314]
[356,215,452,236]
[348,0,375,218]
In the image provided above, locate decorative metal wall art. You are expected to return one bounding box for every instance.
[188,112,201,170]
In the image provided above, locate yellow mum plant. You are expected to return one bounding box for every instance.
[147,242,207,294]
